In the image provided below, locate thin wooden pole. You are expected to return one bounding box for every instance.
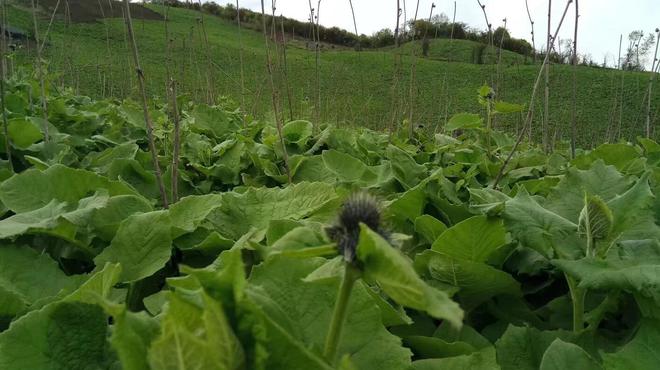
[544,0,552,152]
[525,0,536,63]
[122,0,169,208]
[645,28,660,138]
[261,0,291,184]
[570,0,579,157]
[30,0,50,142]
[236,0,246,112]
[0,1,11,172]
[170,79,181,203]
[493,0,573,188]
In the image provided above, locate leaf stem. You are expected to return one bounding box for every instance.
[566,274,585,332]
[323,263,359,364]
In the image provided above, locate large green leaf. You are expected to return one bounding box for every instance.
[0,264,121,369]
[446,113,483,131]
[539,339,602,370]
[553,239,660,306]
[494,325,575,370]
[545,161,632,222]
[0,190,109,242]
[95,211,173,283]
[431,215,507,263]
[603,319,660,370]
[411,347,499,370]
[91,195,153,241]
[0,200,68,239]
[148,291,245,370]
[357,225,463,327]
[0,302,115,370]
[206,182,338,240]
[282,120,314,148]
[503,190,577,258]
[0,164,139,213]
[0,246,85,318]
[606,173,660,243]
[322,149,393,187]
[415,250,521,310]
[247,255,412,369]
[110,309,161,370]
[387,145,427,189]
[168,194,223,238]
[7,117,43,149]
[189,104,241,139]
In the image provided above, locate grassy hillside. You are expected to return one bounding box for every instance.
[394,38,530,65]
[7,1,659,144]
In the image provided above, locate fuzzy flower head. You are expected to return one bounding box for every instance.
[326,193,388,263]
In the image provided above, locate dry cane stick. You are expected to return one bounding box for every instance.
[30,0,49,142]
[170,79,181,203]
[236,0,246,114]
[0,0,10,171]
[261,0,291,184]
[39,0,61,54]
[122,0,169,208]
[493,0,573,189]
[645,28,660,138]
[570,0,579,157]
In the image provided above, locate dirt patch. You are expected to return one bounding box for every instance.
[36,0,163,23]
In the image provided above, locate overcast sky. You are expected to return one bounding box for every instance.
[206,0,659,68]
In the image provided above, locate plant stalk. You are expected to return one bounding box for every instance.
[30,0,50,143]
[544,0,552,153]
[260,0,291,183]
[492,0,573,188]
[570,0,579,157]
[645,28,660,138]
[324,264,359,365]
[170,79,181,203]
[122,0,169,208]
[566,275,586,332]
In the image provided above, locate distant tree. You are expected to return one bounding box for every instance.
[430,13,449,25]
[372,28,395,48]
[623,30,656,71]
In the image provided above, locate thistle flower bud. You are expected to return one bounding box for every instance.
[326,193,389,263]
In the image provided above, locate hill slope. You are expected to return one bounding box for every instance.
[7,2,659,144]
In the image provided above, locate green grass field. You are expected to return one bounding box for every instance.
[7,1,660,144]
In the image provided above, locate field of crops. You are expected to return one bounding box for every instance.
[0,67,658,369]
[6,2,660,145]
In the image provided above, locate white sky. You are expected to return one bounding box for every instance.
[206,0,660,68]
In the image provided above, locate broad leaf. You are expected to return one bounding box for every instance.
[95,211,173,283]
[539,339,602,370]
[431,215,507,263]
[357,225,463,327]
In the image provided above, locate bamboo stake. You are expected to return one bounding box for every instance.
[170,79,181,203]
[39,0,60,54]
[236,0,246,112]
[30,0,49,142]
[570,0,578,157]
[525,0,536,63]
[348,0,359,50]
[645,28,659,138]
[0,1,11,172]
[544,0,552,152]
[280,15,294,121]
[122,0,169,208]
[196,0,214,104]
[408,2,435,138]
[260,0,291,184]
[493,0,573,188]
